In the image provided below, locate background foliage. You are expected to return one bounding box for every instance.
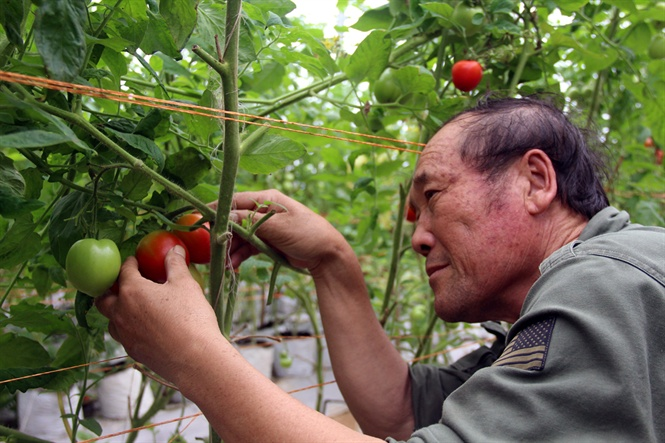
[0,0,663,440]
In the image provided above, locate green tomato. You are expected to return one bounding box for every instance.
[374,70,402,104]
[279,350,293,369]
[648,34,665,59]
[66,238,121,297]
[451,3,484,36]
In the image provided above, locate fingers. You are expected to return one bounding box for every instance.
[232,189,288,212]
[164,245,191,282]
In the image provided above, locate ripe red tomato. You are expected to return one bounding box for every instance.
[644,136,654,148]
[451,60,483,92]
[405,205,417,223]
[174,213,211,264]
[656,148,664,165]
[135,230,190,283]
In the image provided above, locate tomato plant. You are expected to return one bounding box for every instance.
[174,213,211,264]
[65,239,121,297]
[451,60,483,92]
[135,231,191,283]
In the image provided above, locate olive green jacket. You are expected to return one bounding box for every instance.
[391,207,665,442]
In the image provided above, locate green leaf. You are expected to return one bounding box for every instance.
[0,0,25,46]
[0,334,51,369]
[47,191,90,268]
[160,0,198,49]
[110,0,148,49]
[34,0,87,82]
[0,219,41,269]
[163,147,212,189]
[392,65,436,95]
[80,418,103,436]
[246,0,296,17]
[343,30,392,83]
[182,89,220,141]
[239,133,306,174]
[0,129,77,149]
[108,128,165,171]
[75,291,95,330]
[556,0,588,13]
[421,2,453,21]
[351,5,393,31]
[32,265,52,297]
[0,154,45,218]
[0,300,75,336]
[0,367,57,393]
[119,169,153,200]
[140,10,181,58]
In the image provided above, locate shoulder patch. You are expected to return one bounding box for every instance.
[492,317,556,371]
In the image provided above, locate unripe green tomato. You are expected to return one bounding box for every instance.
[374,70,402,104]
[452,3,484,36]
[279,350,293,369]
[410,304,428,324]
[66,239,121,297]
[648,34,665,59]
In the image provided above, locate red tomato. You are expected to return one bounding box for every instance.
[644,136,654,148]
[405,205,417,223]
[656,148,664,165]
[451,60,483,92]
[174,213,211,264]
[135,230,190,283]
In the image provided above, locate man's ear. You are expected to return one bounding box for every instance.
[519,149,557,215]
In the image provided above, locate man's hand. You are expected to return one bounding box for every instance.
[228,189,351,275]
[96,245,219,385]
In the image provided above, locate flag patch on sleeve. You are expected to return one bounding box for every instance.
[492,317,556,371]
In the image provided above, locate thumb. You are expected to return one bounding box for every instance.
[164,245,190,281]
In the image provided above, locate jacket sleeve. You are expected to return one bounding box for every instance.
[409,321,506,429]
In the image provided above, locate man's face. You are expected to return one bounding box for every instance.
[408,121,536,323]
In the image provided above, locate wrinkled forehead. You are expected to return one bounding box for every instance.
[414,123,463,171]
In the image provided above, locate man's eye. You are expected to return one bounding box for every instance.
[424,190,437,200]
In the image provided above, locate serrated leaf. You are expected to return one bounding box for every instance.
[0,0,25,46]
[48,191,90,268]
[107,128,165,171]
[351,5,393,31]
[0,334,51,370]
[0,366,57,393]
[0,219,41,269]
[0,155,45,218]
[160,0,198,49]
[119,169,153,200]
[163,147,212,189]
[239,134,306,174]
[34,0,87,82]
[0,300,75,335]
[140,10,181,58]
[343,30,392,83]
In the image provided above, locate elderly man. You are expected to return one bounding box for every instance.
[97,97,665,442]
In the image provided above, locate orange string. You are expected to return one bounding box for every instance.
[0,70,424,155]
